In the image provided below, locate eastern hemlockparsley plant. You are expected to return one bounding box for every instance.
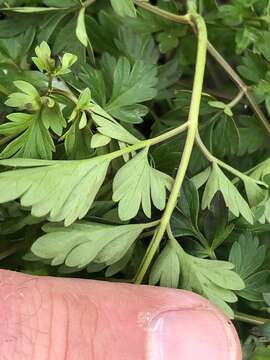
[0,0,270,356]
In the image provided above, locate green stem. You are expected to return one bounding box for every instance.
[52,89,188,160]
[134,8,208,285]
[133,0,192,24]
[143,220,161,229]
[199,90,245,132]
[139,230,156,240]
[196,132,255,182]
[235,311,269,326]
[178,79,248,104]
[228,90,245,108]
[73,122,188,165]
[52,88,78,104]
[102,123,188,162]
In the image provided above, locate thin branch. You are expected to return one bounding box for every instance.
[133,0,192,24]
[228,90,245,108]
[92,122,189,162]
[196,132,260,183]
[235,311,269,326]
[134,5,208,284]
[178,79,248,104]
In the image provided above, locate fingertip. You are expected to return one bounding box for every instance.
[0,270,242,360]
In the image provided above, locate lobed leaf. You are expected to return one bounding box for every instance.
[113,148,173,220]
[149,243,180,288]
[0,157,110,226]
[202,163,254,224]
[149,242,244,318]
[31,221,148,268]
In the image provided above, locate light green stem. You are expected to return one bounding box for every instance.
[235,311,269,326]
[228,90,245,108]
[195,133,261,184]
[133,0,192,24]
[52,90,188,161]
[100,123,188,162]
[134,6,208,284]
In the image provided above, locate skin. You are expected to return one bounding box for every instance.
[0,269,242,360]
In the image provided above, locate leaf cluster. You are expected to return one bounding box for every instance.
[0,0,270,352]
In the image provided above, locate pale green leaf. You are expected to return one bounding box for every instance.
[56,53,78,75]
[208,100,226,109]
[149,243,180,288]
[202,163,254,224]
[105,245,134,277]
[91,133,111,148]
[243,177,267,207]
[110,0,136,18]
[224,106,233,117]
[90,104,138,144]
[194,257,245,290]
[191,167,211,189]
[0,113,30,136]
[14,80,40,98]
[150,241,244,318]
[76,7,88,47]
[113,148,173,220]
[0,157,110,226]
[77,88,91,110]
[79,111,87,129]
[204,290,235,319]
[31,221,148,268]
[32,41,55,73]
[0,112,55,159]
[41,103,66,136]
[182,254,244,318]
[5,81,41,111]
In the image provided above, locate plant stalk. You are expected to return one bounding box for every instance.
[133,0,192,24]
[235,311,269,326]
[134,5,208,284]
[228,90,245,108]
[195,132,260,183]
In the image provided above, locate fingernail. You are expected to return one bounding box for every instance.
[147,309,240,360]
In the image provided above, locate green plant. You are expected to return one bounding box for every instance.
[0,0,270,354]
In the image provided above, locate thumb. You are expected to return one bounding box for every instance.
[0,269,242,360]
